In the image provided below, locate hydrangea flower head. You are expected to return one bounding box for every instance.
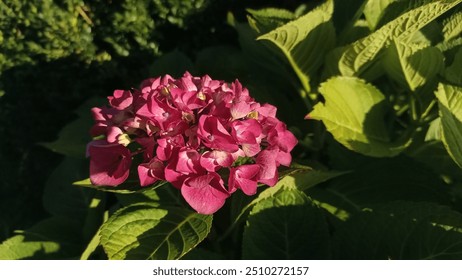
[87,72,297,214]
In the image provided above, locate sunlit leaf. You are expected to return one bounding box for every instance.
[258,0,335,92]
[383,39,444,91]
[309,76,409,157]
[442,10,462,41]
[0,217,82,260]
[100,203,212,259]
[363,0,397,30]
[435,83,462,168]
[233,167,345,225]
[339,0,462,76]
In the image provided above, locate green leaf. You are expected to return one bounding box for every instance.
[246,8,295,34]
[363,0,398,30]
[383,39,444,91]
[100,203,212,260]
[442,10,462,41]
[444,47,462,86]
[73,177,169,194]
[332,201,462,259]
[307,156,452,220]
[339,0,462,76]
[242,187,331,259]
[0,217,82,260]
[310,76,409,157]
[40,97,104,158]
[435,83,462,168]
[43,158,95,221]
[257,0,336,92]
[233,167,345,225]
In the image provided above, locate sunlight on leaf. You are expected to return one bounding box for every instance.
[435,83,462,169]
[383,38,444,91]
[258,0,335,92]
[339,0,462,76]
[100,203,212,260]
[309,76,410,157]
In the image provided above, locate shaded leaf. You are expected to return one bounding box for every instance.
[242,187,330,259]
[246,8,295,34]
[332,201,462,259]
[43,158,95,221]
[435,83,462,168]
[444,47,462,86]
[310,76,409,157]
[40,97,104,158]
[307,156,452,219]
[100,203,212,259]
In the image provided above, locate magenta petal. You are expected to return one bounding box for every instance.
[89,141,132,186]
[108,89,133,110]
[181,173,229,214]
[197,115,238,152]
[176,148,202,174]
[200,150,234,172]
[256,148,279,187]
[229,164,260,195]
[138,158,164,186]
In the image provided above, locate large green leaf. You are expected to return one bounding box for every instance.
[310,76,408,157]
[0,217,82,260]
[307,156,452,221]
[232,167,345,225]
[442,10,462,41]
[100,203,212,260]
[435,83,462,168]
[444,47,462,86]
[242,187,331,259]
[339,0,462,76]
[363,0,398,30]
[257,0,336,92]
[332,201,462,259]
[246,8,295,34]
[383,39,444,91]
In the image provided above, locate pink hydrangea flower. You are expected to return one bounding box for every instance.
[87,72,297,214]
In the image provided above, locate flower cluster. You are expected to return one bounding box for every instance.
[87,72,297,214]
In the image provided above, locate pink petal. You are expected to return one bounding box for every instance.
[88,141,132,186]
[256,148,279,186]
[229,164,260,195]
[200,150,234,172]
[108,89,133,110]
[181,173,229,214]
[138,158,164,186]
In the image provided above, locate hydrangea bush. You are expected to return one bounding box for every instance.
[87,72,297,214]
[2,0,462,261]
